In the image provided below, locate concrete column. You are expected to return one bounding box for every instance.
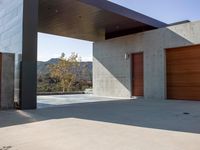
[20,0,38,109]
[0,53,15,109]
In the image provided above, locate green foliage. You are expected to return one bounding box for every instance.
[48,52,79,92]
[37,52,92,93]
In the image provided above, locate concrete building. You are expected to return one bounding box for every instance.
[0,0,200,109]
[93,21,200,99]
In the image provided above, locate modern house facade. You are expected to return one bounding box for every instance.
[93,21,200,99]
[0,0,200,109]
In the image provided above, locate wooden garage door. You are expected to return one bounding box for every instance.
[166,45,200,100]
[132,53,144,96]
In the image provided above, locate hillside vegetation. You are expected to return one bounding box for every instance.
[37,53,92,93]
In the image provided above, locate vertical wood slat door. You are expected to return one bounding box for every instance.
[166,45,200,100]
[132,53,144,96]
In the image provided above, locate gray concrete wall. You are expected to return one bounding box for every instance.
[0,0,23,103]
[0,0,38,109]
[0,53,15,109]
[93,21,200,99]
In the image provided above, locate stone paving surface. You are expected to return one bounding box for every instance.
[37,94,117,108]
[0,96,200,150]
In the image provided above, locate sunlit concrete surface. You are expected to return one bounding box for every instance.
[93,21,200,99]
[37,94,118,108]
[1,99,200,150]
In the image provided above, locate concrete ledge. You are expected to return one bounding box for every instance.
[37,91,85,96]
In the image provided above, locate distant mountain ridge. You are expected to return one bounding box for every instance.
[37,58,92,78]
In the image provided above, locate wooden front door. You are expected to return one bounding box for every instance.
[132,53,144,96]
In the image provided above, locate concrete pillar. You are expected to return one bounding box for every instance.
[0,53,15,109]
[20,0,38,109]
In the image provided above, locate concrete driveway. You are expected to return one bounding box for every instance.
[37,94,117,108]
[0,96,200,150]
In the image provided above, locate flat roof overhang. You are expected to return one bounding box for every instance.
[38,0,167,41]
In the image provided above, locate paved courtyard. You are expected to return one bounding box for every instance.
[0,95,200,150]
[37,94,117,108]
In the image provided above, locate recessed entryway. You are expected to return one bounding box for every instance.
[132,53,144,97]
[166,45,200,100]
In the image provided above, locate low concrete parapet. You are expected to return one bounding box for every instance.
[37,91,85,96]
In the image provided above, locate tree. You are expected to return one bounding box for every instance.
[48,52,80,92]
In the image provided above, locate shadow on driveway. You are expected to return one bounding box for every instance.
[0,98,200,134]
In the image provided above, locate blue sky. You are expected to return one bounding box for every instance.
[38,33,93,61]
[109,0,200,23]
[38,0,200,61]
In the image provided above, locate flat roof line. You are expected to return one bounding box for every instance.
[168,20,191,26]
[79,0,168,28]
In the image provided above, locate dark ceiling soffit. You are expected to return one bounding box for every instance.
[105,26,155,40]
[79,0,167,28]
